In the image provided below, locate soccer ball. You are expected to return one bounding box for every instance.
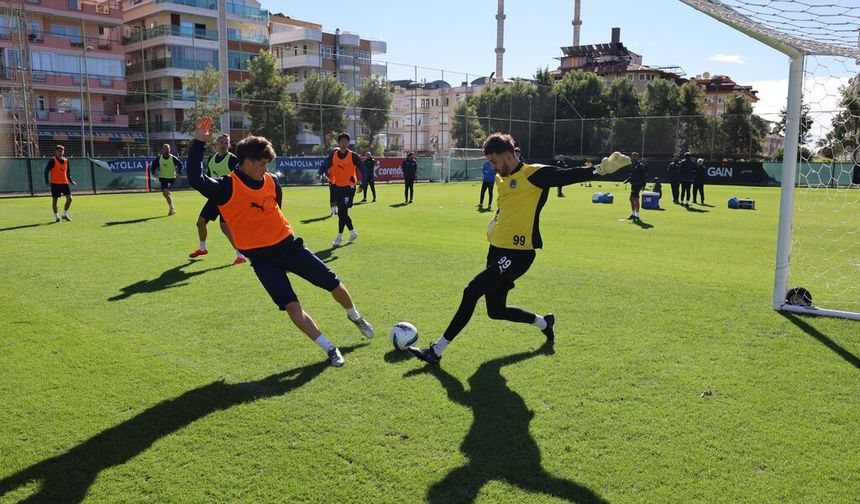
[390,322,419,351]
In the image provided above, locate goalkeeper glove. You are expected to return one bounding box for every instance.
[594,152,631,176]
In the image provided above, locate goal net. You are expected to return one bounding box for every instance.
[681,0,860,320]
[446,148,488,182]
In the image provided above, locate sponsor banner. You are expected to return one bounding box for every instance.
[275,157,325,170]
[701,161,762,185]
[98,158,149,173]
[373,157,406,182]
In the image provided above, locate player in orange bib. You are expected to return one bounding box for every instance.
[43,145,76,222]
[320,132,362,247]
[186,117,374,367]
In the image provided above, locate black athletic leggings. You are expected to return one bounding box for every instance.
[670,181,680,202]
[693,183,704,203]
[404,177,414,202]
[335,187,354,233]
[364,180,376,200]
[480,182,494,206]
[680,182,692,202]
[443,247,537,341]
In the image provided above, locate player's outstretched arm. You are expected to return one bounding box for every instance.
[187,117,228,202]
[527,161,597,188]
[594,152,632,176]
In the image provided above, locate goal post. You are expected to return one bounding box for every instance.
[680,0,860,321]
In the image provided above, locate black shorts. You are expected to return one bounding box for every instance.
[332,186,356,208]
[480,246,536,292]
[328,184,336,201]
[199,199,222,222]
[630,183,644,199]
[51,184,71,198]
[159,178,175,191]
[248,237,340,309]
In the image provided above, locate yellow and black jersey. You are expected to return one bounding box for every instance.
[487,162,595,250]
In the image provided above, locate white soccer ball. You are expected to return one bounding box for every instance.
[390,322,419,351]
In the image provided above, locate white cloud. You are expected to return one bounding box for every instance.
[707,54,745,64]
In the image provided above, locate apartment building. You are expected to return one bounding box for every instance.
[269,13,386,149]
[122,0,269,147]
[692,72,759,116]
[0,0,129,157]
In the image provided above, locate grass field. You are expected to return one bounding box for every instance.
[1,182,858,503]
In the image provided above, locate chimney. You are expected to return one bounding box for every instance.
[611,27,620,44]
[495,0,505,83]
[572,0,582,46]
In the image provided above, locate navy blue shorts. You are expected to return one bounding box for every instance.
[249,236,340,309]
[332,186,356,209]
[51,184,71,198]
[199,199,222,222]
[630,183,644,199]
[159,178,175,191]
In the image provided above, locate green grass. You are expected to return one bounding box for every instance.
[0,182,858,503]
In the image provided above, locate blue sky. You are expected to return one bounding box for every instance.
[265,0,847,119]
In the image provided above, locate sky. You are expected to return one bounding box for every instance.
[264,0,856,122]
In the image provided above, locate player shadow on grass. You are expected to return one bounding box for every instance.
[312,245,345,264]
[404,341,607,504]
[389,202,409,208]
[0,222,57,233]
[684,205,709,213]
[299,214,334,224]
[102,216,168,227]
[108,260,232,301]
[0,344,365,504]
[632,218,654,229]
[781,313,860,370]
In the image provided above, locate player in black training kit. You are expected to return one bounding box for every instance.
[408,133,631,364]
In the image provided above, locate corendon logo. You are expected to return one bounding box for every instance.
[374,157,406,182]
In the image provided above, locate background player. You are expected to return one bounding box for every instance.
[320,133,362,246]
[151,144,184,215]
[44,145,76,222]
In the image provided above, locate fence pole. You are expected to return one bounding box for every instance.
[551,93,557,157]
[90,159,96,194]
[26,157,33,196]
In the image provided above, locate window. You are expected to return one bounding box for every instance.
[638,74,645,80]
[321,44,334,60]
[627,75,633,81]
[717,97,725,104]
[37,95,45,110]
[28,20,42,40]
[57,97,82,113]
[51,24,82,45]
[68,0,79,9]
[227,27,239,40]
[96,2,110,14]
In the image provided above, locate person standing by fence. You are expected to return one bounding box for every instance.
[361,151,376,203]
[667,153,681,204]
[679,152,695,206]
[693,158,706,205]
[151,144,184,216]
[44,145,76,222]
[401,152,417,204]
[479,159,495,211]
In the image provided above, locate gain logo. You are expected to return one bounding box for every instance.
[707,166,733,177]
[509,179,518,189]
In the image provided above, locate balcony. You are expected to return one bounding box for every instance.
[370,63,387,76]
[286,81,304,94]
[126,57,218,75]
[125,89,217,105]
[46,110,129,127]
[123,24,218,45]
[337,56,360,73]
[270,27,322,45]
[225,2,268,22]
[25,71,126,92]
[130,121,177,133]
[368,39,387,54]
[27,32,119,53]
[25,0,123,23]
[337,31,360,47]
[154,0,216,10]
[227,31,269,45]
[277,54,321,70]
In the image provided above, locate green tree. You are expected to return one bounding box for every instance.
[297,72,347,148]
[357,76,392,146]
[553,70,608,155]
[641,78,681,157]
[604,77,641,152]
[450,100,485,148]
[720,93,764,159]
[774,103,813,146]
[677,81,709,155]
[182,64,226,150]
[533,67,555,88]
[239,49,299,155]
[828,77,860,158]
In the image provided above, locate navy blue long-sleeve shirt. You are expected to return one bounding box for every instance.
[525,163,596,188]
[186,140,282,208]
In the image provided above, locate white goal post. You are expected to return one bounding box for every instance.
[680,0,860,321]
